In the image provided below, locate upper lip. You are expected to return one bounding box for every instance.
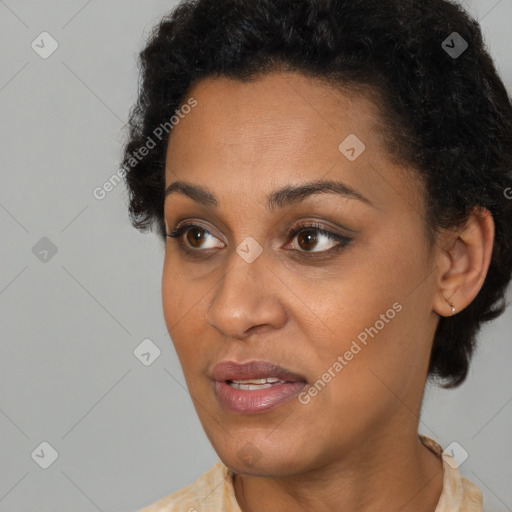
[210,360,307,383]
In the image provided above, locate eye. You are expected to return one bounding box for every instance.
[285,221,352,254]
[166,223,224,252]
[166,221,352,256]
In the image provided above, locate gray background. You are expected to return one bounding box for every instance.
[0,1,511,511]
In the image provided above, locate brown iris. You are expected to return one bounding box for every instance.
[297,230,318,251]
[186,227,207,248]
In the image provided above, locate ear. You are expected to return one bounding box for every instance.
[433,207,495,317]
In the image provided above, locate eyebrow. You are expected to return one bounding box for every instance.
[164,179,374,210]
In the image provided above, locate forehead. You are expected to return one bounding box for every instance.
[164,72,420,212]
[168,71,383,151]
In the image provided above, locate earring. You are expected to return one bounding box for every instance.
[443,295,456,316]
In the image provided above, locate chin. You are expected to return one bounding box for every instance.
[212,434,318,478]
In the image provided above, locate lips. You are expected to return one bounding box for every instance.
[210,360,308,414]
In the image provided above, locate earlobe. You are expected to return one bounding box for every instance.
[433,207,495,318]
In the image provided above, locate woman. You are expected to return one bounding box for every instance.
[122,0,512,510]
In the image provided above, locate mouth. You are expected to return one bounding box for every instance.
[210,360,308,414]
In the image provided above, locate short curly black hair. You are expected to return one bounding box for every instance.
[121,0,512,388]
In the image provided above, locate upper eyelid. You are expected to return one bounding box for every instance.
[170,220,342,235]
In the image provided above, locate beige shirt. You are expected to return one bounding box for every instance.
[139,435,482,512]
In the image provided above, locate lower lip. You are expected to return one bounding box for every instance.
[213,380,307,414]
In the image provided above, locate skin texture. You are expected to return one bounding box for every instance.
[161,72,494,512]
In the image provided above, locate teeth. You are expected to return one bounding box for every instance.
[233,378,268,385]
[230,377,286,384]
[228,377,287,390]
[230,382,273,390]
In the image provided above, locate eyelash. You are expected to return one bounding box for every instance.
[166,221,352,258]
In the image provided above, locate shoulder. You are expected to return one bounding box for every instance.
[137,461,240,512]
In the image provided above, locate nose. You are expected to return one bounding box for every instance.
[206,249,288,339]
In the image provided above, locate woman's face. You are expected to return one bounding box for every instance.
[162,72,441,476]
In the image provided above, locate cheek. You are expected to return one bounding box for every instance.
[161,253,202,326]
[161,262,180,328]
[290,299,420,451]
[297,233,431,394]
[161,255,221,389]
[161,257,203,355]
